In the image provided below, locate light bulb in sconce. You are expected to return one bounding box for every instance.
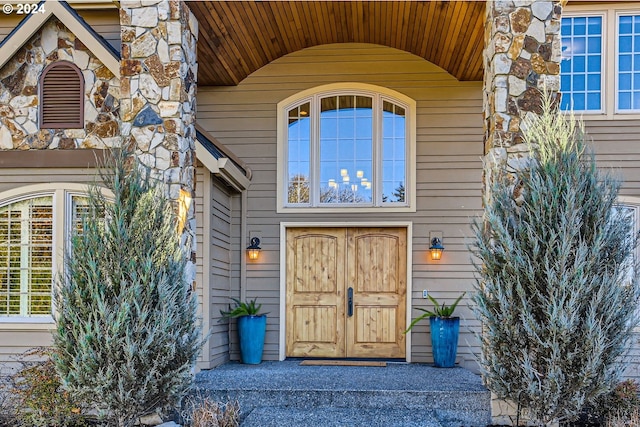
[429,237,444,261]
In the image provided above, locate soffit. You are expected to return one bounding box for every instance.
[188,1,487,86]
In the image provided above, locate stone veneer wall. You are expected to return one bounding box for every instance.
[0,18,120,149]
[119,0,198,285]
[483,0,562,174]
[482,0,563,423]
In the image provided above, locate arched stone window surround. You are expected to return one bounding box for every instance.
[39,61,85,129]
[276,83,417,213]
[0,183,111,327]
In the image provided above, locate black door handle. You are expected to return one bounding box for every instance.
[347,287,353,317]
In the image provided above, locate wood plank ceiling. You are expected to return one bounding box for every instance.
[187,1,486,86]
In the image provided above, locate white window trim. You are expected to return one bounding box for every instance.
[617,196,640,331]
[276,82,417,213]
[565,3,640,120]
[0,183,111,328]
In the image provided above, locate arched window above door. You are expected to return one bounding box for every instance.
[277,83,416,213]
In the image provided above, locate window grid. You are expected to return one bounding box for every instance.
[617,14,640,111]
[560,15,603,112]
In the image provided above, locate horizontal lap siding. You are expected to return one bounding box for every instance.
[0,167,96,363]
[586,119,640,381]
[209,177,235,367]
[76,9,121,53]
[197,43,484,368]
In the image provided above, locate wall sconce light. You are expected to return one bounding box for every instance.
[429,237,444,260]
[247,237,261,260]
[177,188,193,234]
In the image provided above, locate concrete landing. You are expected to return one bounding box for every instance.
[193,360,491,427]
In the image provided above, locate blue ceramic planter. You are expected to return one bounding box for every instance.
[430,316,460,368]
[238,315,267,364]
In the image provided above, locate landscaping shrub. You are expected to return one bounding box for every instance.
[181,396,240,427]
[13,349,86,427]
[599,380,640,422]
[53,150,204,427]
[471,92,640,425]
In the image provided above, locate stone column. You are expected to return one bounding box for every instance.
[483,0,563,173]
[482,1,563,423]
[119,0,198,284]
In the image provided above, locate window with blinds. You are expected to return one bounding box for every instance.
[0,197,53,317]
[39,61,84,129]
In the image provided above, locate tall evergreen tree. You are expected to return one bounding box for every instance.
[471,93,640,424]
[53,150,204,427]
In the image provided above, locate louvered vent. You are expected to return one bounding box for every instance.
[39,62,84,129]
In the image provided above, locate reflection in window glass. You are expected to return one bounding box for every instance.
[287,102,311,203]
[285,91,409,208]
[320,95,373,204]
[382,101,406,203]
[560,16,603,111]
[618,15,640,111]
[0,197,53,316]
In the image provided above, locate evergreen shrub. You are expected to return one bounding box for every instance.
[53,150,204,427]
[471,93,640,424]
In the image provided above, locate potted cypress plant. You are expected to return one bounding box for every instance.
[220,298,267,364]
[404,292,465,368]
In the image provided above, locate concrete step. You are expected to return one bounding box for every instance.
[241,406,444,427]
[193,361,491,427]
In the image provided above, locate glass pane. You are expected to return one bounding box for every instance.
[381,101,407,203]
[319,95,373,204]
[618,15,640,111]
[287,102,311,203]
[560,15,602,111]
[0,197,53,317]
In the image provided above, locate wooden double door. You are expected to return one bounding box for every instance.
[285,227,407,359]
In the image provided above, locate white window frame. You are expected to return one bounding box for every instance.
[276,83,417,213]
[0,183,111,328]
[564,3,640,120]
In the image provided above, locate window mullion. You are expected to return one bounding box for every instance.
[373,94,381,207]
[311,94,320,207]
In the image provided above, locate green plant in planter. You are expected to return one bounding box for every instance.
[220,298,267,365]
[404,292,466,368]
[404,292,465,332]
[220,298,264,319]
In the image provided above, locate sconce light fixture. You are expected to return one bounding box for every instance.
[247,237,261,260]
[429,237,444,261]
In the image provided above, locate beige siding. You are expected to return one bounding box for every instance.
[587,119,640,380]
[76,9,121,53]
[0,167,96,363]
[196,43,485,368]
[195,165,244,368]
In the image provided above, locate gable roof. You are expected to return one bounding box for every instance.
[0,1,120,77]
[0,1,251,189]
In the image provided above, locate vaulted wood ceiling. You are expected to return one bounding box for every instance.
[188,1,486,86]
